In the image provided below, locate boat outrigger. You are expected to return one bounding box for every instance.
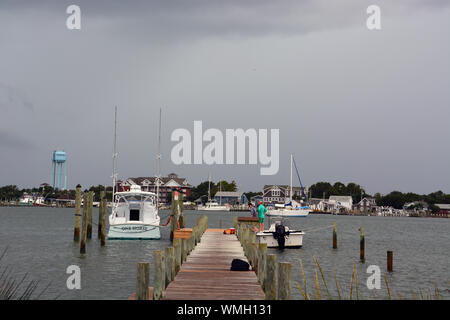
[107,107,162,240]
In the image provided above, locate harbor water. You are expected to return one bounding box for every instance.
[0,207,448,299]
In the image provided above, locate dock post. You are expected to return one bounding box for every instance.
[264,254,277,300]
[74,185,81,242]
[136,262,150,300]
[181,238,187,263]
[387,251,393,272]
[98,190,105,238]
[165,247,175,288]
[100,198,106,246]
[219,218,222,229]
[278,262,292,300]
[87,191,94,239]
[173,238,181,274]
[153,250,165,300]
[80,193,88,254]
[258,243,267,288]
[333,222,337,249]
[250,242,258,269]
[360,227,365,262]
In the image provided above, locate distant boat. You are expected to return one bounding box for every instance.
[107,107,161,240]
[197,174,230,211]
[266,154,310,217]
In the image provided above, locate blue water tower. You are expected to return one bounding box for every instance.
[52,150,67,190]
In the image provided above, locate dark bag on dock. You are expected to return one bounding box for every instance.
[230,259,249,271]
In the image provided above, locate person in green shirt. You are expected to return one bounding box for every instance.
[257,201,267,232]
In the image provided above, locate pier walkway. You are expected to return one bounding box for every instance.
[163,229,265,300]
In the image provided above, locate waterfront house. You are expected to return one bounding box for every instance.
[263,185,306,205]
[213,191,248,206]
[329,196,353,213]
[354,197,377,213]
[116,173,192,203]
[434,204,450,217]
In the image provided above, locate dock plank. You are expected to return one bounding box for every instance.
[163,229,265,300]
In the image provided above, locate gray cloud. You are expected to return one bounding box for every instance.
[0,1,449,194]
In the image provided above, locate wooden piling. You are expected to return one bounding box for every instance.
[87,191,94,239]
[258,243,267,288]
[153,250,165,300]
[278,262,292,300]
[333,222,337,249]
[165,247,175,288]
[219,218,222,229]
[173,238,181,274]
[100,198,106,246]
[360,227,365,262]
[264,254,277,300]
[136,262,150,300]
[387,251,393,272]
[98,190,105,238]
[74,185,81,242]
[80,193,88,254]
[181,238,187,263]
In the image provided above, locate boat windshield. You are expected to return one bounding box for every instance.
[115,193,155,205]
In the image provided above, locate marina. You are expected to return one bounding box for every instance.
[0,206,448,300]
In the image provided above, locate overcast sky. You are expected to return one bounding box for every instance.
[0,0,449,195]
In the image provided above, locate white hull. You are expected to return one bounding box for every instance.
[266,208,310,217]
[108,223,160,240]
[197,206,230,211]
[256,231,304,248]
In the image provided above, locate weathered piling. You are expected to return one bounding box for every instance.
[257,243,267,288]
[333,222,337,249]
[100,198,107,246]
[181,238,187,263]
[153,250,165,300]
[360,227,365,262]
[87,191,94,239]
[165,247,175,288]
[98,190,105,238]
[387,251,393,272]
[173,238,181,274]
[80,193,88,254]
[264,254,277,300]
[277,262,292,300]
[136,262,150,300]
[74,185,81,242]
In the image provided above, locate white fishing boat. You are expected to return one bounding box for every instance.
[108,185,160,239]
[266,154,310,217]
[107,107,162,239]
[197,175,230,211]
[256,217,304,248]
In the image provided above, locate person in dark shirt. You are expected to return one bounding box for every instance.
[249,203,257,217]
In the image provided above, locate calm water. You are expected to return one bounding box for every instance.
[0,207,448,300]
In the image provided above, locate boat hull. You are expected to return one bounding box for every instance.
[256,231,304,248]
[266,209,310,217]
[107,224,161,240]
[197,206,230,211]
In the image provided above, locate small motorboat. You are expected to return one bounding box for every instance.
[256,217,304,248]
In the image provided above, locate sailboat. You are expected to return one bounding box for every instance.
[266,154,310,217]
[197,174,230,211]
[107,107,161,239]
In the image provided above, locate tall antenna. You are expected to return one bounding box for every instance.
[112,106,118,202]
[156,108,162,208]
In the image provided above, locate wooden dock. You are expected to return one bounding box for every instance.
[163,229,265,300]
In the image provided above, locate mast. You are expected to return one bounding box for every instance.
[156,108,162,208]
[112,106,118,202]
[219,180,222,205]
[207,173,211,202]
[290,154,293,202]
